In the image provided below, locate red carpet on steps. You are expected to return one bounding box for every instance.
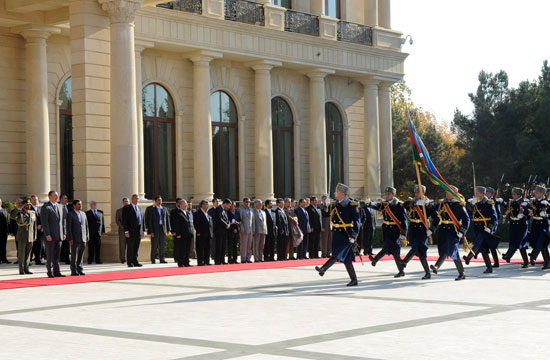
[0,256,541,290]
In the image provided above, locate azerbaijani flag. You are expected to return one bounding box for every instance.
[407,114,465,203]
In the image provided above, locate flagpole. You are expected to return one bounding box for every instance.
[414,161,433,245]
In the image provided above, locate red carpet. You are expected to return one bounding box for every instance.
[0,256,541,290]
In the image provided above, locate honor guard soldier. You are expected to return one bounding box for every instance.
[463,186,499,273]
[15,198,38,275]
[402,185,439,279]
[527,185,550,269]
[315,183,361,286]
[432,185,470,280]
[367,186,408,278]
[486,187,504,266]
[502,187,531,268]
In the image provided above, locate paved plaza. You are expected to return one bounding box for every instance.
[1,247,549,360]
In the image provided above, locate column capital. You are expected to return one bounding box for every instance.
[11,24,61,41]
[246,60,282,72]
[188,50,223,64]
[98,0,143,24]
[358,76,381,87]
[134,39,154,53]
[378,81,395,91]
[305,68,335,79]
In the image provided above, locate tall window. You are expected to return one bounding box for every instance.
[59,77,73,200]
[211,91,239,200]
[325,0,341,19]
[326,102,344,194]
[272,97,294,198]
[271,0,291,9]
[142,83,176,200]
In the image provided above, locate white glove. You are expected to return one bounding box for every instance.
[541,200,549,206]
[517,214,524,219]
[399,235,406,240]
[484,227,491,233]
[496,198,504,203]
[541,211,548,218]
[457,232,464,238]
[364,198,372,206]
[468,198,477,205]
[426,230,432,237]
[521,202,528,207]
[416,199,425,206]
[349,237,356,244]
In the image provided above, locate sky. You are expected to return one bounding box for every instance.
[392,0,550,123]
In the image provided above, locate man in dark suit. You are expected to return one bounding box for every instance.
[145,195,171,264]
[306,196,323,259]
[274,198,289,261]
[263,199,277,261]
[295,199,311,260]
[29,195,44,265]
[359,202,376,255]
[59,194,71,264]
[9,198,23,264]
[226,203,240,264]
[0,198,11,263]
[66,199,89,276]
[170,198,194,267]
[193,200,212,266]
[122,194,144,267]
[41,191,66,278]
[116,197,130,264]
[213,199,231,265]
[85,200,105,264]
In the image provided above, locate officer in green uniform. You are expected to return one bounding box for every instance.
[15,197,37,275]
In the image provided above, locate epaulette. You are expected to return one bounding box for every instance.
[488,199,495,204]
[350,201,359,206]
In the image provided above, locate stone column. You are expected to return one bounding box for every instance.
[310,0,324,15]
[364,0,378,27]
[99,0,142,228]
[307,69,334,197]
[134,40,154,199]
[378,0,391,29]
[248,60,281,200]
[189,51,221,201]
[360,78,381,199]
[378,81,393,189]
[15,25,60,200]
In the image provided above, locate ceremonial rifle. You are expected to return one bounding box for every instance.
[495,173,505,199]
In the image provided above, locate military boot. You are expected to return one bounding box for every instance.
[454,259,466,280]
[344,262,358,286]
[420,258,431,279]
[315,257,337,277]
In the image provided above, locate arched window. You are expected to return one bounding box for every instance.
[142,83,176,200]
[272,97,294,198]
[59,77,73,200]
[326,102,344,194]
[211,91,239,200]
[325,0,341,19]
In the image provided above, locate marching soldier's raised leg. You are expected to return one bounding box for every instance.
[369,249,386,267]
[315,183,361,286]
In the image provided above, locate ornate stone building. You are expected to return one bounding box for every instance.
[0,0,407,232]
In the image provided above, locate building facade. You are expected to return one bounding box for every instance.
[0,0,407,232]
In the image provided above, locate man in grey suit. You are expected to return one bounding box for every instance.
[237,198,253,263]
[66,199,89,276]
[116,197,130,264]
[146,195,171,264]
[252,199,268,262]
[41,191,66,278]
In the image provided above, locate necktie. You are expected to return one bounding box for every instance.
[54,203,59,218]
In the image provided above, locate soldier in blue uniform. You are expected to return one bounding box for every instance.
[487,187,504,267]
[314,183,361,286]
[431,185,470,280]
[527,185,550,269]
[463,186,499,274]
[402,185,439,280]
[366,186,408,278]
[501,187,530,268]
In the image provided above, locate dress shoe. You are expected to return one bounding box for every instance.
[54,273,66,277]
[2,260,11,264]
[19,271,25,275]
[315,266,325,277]
[24,270,32,274]
[151,260,156,264]
[35,261,44,265]
[346,279,358,286]
[47,273,54,278]
[78,271,86,275]
[530,259,536,266]
[483,268,492,274]
[521,263,529,269]
[394,271,405,278]
[455,273,466,281]
[128,263,134,267]
[462,255,470,265]
[492,263,499,268]
[64,262,71,265]
[160,261,168,264]
[422,272,431,280]
[96,261,103,264]
[134,263,143,267]
[71,272,79,276]
[430,265,438,274]
[178,264,184,268]
[368,255,376,266]
[13,261,18,264]
[543,264,550,270]
[121,260,125,264]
